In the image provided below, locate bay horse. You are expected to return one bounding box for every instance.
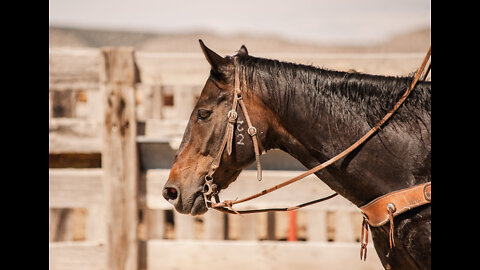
[163,40,431,269]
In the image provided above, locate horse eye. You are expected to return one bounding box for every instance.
[197,109,212,120]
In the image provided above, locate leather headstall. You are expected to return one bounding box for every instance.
[202,56,263,209]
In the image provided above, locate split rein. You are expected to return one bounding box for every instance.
[203,46,431,216]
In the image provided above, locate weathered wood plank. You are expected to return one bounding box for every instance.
[49,118,185,154]
[49,169,103,208]
[138,84,163,120]
[86,205,106,242]
[49,48,101,91]
[146,240,383,270]
[227,213,258,240]
[144,119,189,138]
[238,214,258,240]
[49,241,106,270]
[100,47,139,270]
[335,210,356,242]
[173,211,195,240]
[203,210,225,240]
[306,209,328,242]
[49,118,102,154]
[146,209,166,239]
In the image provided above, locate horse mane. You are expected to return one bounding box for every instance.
[232,54,431,131]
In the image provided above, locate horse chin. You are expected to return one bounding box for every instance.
[190,194,208,215]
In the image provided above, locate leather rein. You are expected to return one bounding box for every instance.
[202,46,431,220]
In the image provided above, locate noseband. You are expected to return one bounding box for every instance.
[202,56,262,208]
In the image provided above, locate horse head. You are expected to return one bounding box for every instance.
[162,40,270,215]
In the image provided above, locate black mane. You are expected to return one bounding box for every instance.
[233,54,431,131]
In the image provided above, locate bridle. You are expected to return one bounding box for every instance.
[202,56,263,210]
[200,46,432,252]
[201,56,338,213]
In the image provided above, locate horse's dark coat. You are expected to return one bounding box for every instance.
[164,41,431,269]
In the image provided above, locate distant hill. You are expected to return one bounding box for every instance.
[49,26,430,53]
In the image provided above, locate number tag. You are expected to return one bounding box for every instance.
[236,120,245,145]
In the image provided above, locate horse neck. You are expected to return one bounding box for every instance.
[250,65,431,207]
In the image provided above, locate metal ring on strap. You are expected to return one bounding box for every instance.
[247,126,257,136]
[227,110,238,122]
[203,182,212,196]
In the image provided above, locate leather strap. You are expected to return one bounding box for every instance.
[360,182,431,227]
[238,98,262,181]
[360,217,369,260]
[212,192,338,215]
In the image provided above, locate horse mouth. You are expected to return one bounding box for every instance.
[190,192,208,215]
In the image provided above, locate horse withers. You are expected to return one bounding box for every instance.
[163,40,431,269]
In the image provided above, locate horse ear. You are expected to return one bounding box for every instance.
[238,45,248,55]
[199,39,228,72]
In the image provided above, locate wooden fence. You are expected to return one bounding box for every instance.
[50,168,383,270]
[49,46,426,270]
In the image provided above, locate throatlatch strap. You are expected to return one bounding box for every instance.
[238,98,262,181]
[387,204,396,249]
[360,217,369,261]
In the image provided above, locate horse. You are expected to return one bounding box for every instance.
[163,40,431,269]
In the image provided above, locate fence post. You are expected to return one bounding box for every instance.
[100,47,140,270]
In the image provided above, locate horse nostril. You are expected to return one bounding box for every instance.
[167,188,178,200]
[163,186,179,201]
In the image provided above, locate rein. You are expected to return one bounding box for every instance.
[203,46,431,217]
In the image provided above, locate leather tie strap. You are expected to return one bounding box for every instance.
[387,203,396,248]
[360,216,369,261]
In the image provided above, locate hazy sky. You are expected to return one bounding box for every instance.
[49,0,430,45]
